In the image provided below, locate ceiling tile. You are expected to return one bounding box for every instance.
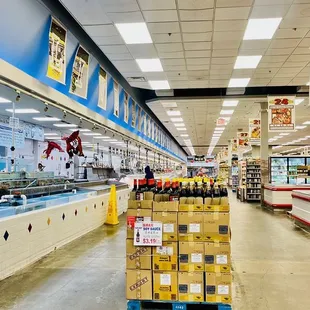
[138,0,176,10]
[183,32,212,42]
[214,20,247,32]
[181,21,213,32]
[211,64,234,70]
[212,49,239,57]
[166,70,188,77]
[106,11,144,23]
[254,0,293,4]
[143,10,179,22]
[298,37,310,47]
[187,64,210,70]
[293,47,310,55]
[127,44,159,58]
[215,7,251,20]
[112,60,140,72]
[162,65,187,71]
[265,48,294,55]
[169,81,190,88]
[231,69,255,77]
[250,5,290,18]
[282,61,308,68]
[281,17,310,28]
[211,57,236,65]
[240,40,271,50]
[274,28,309,38]
[213,31,244,41]
[269,38,301,49]
[152,33,182,43]
[217,0,254,6]
[213,40,242,49]
[156,43,183,53]
[106,53,133,60]
[258,62,283,68]
[101,44,129,54]
[184,42,211,51]
[98,0,140,13]
[185,50,212,58]
[158,51,185,58]
[261,55,289,62]
[128,81,152,89]
[161,58,186,66]
[189,81,209,87]
[179,9,214,21]
[177,0,215,9]
[287,54,310,61]
[277,67,302,74]
[285,4,310,19]
[248,79,271,86]
[84,24,119,37]
[147,22,180,33]
[93,35,124,45]
[238,49,267,56]
[186,58,210,65]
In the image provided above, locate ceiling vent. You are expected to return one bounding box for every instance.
[127,77,146,82]
[155,89,174,97]
[226,87,246,95]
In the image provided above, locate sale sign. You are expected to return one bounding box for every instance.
[268,96,295,132]
[249,119,261,145]
[134,222,162,246]
[237,132,249,150]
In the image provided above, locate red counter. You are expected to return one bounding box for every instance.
[291,190,310,227]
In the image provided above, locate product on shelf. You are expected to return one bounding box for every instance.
[245,159,261,202]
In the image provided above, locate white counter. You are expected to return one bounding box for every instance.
[263,184,310,210]
[291,190,310,226]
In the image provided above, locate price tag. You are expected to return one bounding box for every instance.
[134,221,162,246]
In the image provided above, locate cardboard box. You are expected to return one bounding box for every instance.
[178,212,204,241]
[204,197,230,212]
[127,209,152,239]
[153,201,179,212]
[152,241,178,271]
[153,212,178,241]
[205,272,232,304]
[153,271,178,301]
[179,197,204,212]
[126,269,152,300]
[130,191,154,201]
[205,242,231,273]
[178,272,204,302]
[204,212,230,242]
[179,242,204,272]
[126,239,151,270]
[128,200,153,209]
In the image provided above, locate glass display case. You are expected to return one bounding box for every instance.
[269,156,310,185]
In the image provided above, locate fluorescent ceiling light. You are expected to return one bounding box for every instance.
[0,97,11,103]
[215,127,225,131]
[69,128,91,132]
[228,78,250,88]
[176,127,187,131]
[53,123,77,128]
[174,123,185,127]
[220,110,234,115]
[82,142,91,144]
[6,109,39,114]
[295,99,304,106]
[149,80,170,90]
[162,102,177,108]
[115,23,152,44]
[234,56,262,69]
[44,133,58,136]
[222,100,239,107]
[171,118,183,122]
[167,110,181,116]
[110,141,121,144]
[243,18,282,40]
[307,82,310,86]
[33,117,60,121]
[279,133,290,136]
[180,134,189,137]
[274,136,283,139]
[93,136,111,139]
[83,133,102,136]
[106,139,118,142]
[45,137,61,140]
[296,126,307,130]
[136,59,163,72]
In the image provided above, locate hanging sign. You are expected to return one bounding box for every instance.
[47,17,67,84]
[124,92,129,123]
[232,138,238,153]
[0,123,25,148]
[134,222,162,246]
[268,96,295,132]
[237,132,249,149]
[70,45,90,98]
[98,67,107,110]
[217,118,226,126]
[131,100,136,128]
[249,119,261,145]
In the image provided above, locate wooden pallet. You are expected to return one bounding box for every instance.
[127,300,232,310]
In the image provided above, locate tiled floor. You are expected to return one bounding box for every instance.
[0,193,310,310]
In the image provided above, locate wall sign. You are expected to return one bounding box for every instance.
[237,132,249,150]
[268,96,295,132]
[98,67,107,110]
[114,80,119,117]
[249,119,261,145]
[124,92,129,123]
[0,123,25,148]
[134,222,162,246]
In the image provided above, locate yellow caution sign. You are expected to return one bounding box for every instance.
[105,184,119,225]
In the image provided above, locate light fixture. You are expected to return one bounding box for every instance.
[279,133,290,136]
[228,78,250,88]
[44,133,59,136]
[167,110,181,116]
[296,126,307,130]
[53,123,78,128]
[174,123,185,127]
[83,133,102,136]
[33,117,60,121]
[93,136,111,139]
[115,23,152,44]
[222,100,239,107]
[215,127,225,131]
[136,59,163,72]
[274,136,284,139]
[0,97,11,103]
[6,108,40,114]
[243,18,282,40]
[45,136,61,140]
[220,110,234,115]
[107,139,118,142]
[176,128,187,131]
[162,102,177,108]
[149,80,170,90]
[295,99,304,106]
[180,134,189,137]
[69,128,91,132]
[234,56,262,69]
[171,118,183,122]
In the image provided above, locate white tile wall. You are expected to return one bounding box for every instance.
[0,188,130,280]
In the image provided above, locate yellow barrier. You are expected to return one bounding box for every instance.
[105,184,119,225]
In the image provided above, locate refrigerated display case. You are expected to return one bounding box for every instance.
[269,156,310,185]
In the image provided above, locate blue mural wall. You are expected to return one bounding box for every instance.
[0,0,185,161]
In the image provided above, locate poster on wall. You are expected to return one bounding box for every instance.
[98,67,107,110]
[0,123,25,148]
[148,118,151,137]
[114,81,119,117]
[23,123,44,141]
[69,45,89,98]
[47,18,67,84]
[131,100,136,128]
[237,132,249,150]
[268,96,295,132]
[144,114,147,135]
[124,92,129,123]
[249,119,261,145]
[138,107,142,131]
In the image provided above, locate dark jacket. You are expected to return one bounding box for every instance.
[145,166,154,180]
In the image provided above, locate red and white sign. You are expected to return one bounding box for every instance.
[217,118,226,126]
[134,222,162,246]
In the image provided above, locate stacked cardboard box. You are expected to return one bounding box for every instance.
[126,189,232,304]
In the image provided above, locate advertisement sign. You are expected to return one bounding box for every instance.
[217,118,226,126]
[131,100,136,128]
[268,96,295,132]
[0,123,25,148]
[249,119,261,145]
[23,123,44,141]
[237,132,249,149]
[47,18,67,84]
[134,222,162,246]
[113,80,119,117]
[124,92,129,123]
[232,139,238,153]
[98,67,107,110]
[137,106,142,130]
[70,45,89,98]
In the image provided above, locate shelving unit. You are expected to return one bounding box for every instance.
[246,159,261,201]
[231,166,238,192]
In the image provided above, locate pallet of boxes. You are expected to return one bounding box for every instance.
[126,179,232,309]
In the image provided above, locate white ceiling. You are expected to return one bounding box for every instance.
[147,97,310,155]
[60,0,310,89]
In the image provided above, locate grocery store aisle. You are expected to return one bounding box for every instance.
[0,195,310,310]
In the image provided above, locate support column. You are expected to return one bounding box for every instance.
[252,145,260,158]
[260,102,269,185]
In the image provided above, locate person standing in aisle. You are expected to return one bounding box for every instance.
[145,165,154,180]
